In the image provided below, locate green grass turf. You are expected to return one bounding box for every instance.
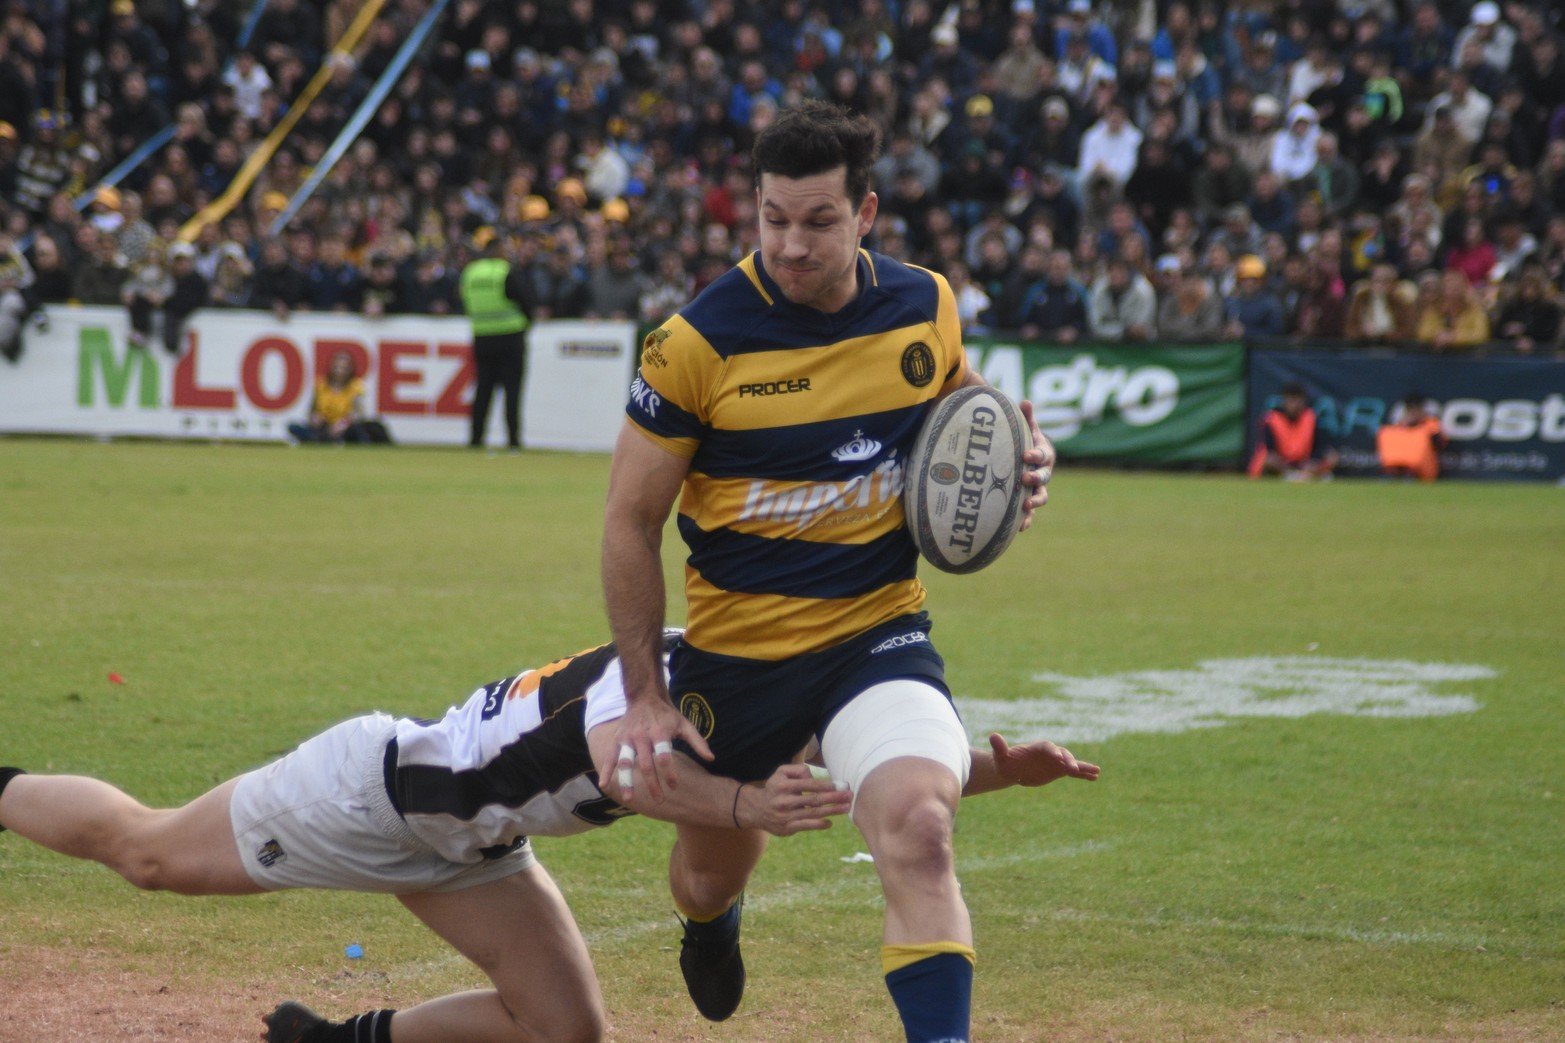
[1,439,1561,1040]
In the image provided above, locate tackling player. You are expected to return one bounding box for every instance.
[0,632,1095,1043]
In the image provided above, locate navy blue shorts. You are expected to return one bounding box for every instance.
[669,613,948,783]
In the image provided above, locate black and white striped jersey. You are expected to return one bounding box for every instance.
[386,633,678,864]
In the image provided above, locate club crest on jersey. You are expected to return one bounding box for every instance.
[679,693,716,739]
[256,839,287,868]
[831,430,882,463]
[901,342,936,388]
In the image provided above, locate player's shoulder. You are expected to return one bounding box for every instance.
[674,261,772,360]
[867,250,946,322]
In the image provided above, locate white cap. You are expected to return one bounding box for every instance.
[1068,0,1092,12]
[932,22,958,45]
[1288,102,1319,125]
[1471,1,1499,26]
[465,49,490,70]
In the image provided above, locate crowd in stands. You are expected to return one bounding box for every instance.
[2,0,1564,355]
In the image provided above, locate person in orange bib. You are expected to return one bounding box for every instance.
[1376,392,1447,481]
[1248,382,1340,480]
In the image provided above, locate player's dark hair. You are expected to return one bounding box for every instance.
[752,101,881,206]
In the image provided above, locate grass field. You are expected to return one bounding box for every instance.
[0,438,1561,1042]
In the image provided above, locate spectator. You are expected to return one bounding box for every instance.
[1224,254,1286,338]
[75,230,129,307]
[1494,266,1563,353]
[586,242,645,320]
[1270,103,1321,183]
[0,232,35,362]
[1444,217,1497,286]
[121,244,172,351]
[305,236,362,312]
[162,242,208,355]
[27,235,72,303]
[1451,1,1515,75]
[945,261,991,333]
[1376,392,1447,482]
[1248,382,1338,480]
[1157,268,1225,341]
[1088,257,1156,342]
[1305,133,1360,217]
[1345,263,1418,343]
[1012,248,1088,341]
[987,243,1047,332]
[1415,269,1492,350]
[251,237,306,318]
[1077,102,1142,190]
[287,350,374,444]
[209,245,253,308]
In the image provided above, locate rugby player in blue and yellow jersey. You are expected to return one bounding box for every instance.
[600,101,1057,1042]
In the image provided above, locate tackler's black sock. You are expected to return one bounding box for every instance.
[0,768,26,832]
[320,1010,397,1043]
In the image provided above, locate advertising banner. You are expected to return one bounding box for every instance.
[0,307,637,451]
[1249,350,1565,482]
[965,340,1246,463]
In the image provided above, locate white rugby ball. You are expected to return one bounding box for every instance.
[905,385,1031,574]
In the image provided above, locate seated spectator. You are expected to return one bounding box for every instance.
[1415,269,1492,350]
[1017,249,1088,342]
[1494,266,1563,353]
[1270,104,1321,184]
[945,261,991,333]
[1345,263,1418,343]
[75,230,128,306]
[1376,392,1447,482]
[288,350,381,444]
[585,243,645,320]
[1224,255,1286,338]
[1444,216,1497,286]
[1077,102,1141,191]
[305,236,362,312]
[121,244,171,351]
[1157,268,1225,340]
[27,234,72,303]
[1248,382,1338,480]
[1088,257,1155,342]
[0,232,35,362]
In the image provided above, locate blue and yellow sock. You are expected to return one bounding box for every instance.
[676,898,741,941]
[883,942,975,1043]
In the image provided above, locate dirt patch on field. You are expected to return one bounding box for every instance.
[0,945,403,1043]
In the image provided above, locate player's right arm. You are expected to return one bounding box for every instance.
[600,421,710,801]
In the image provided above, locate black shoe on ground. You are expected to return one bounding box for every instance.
[263,1001,326,1043]
[679,897,746,1022]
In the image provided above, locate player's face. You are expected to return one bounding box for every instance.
[758,167,877,314]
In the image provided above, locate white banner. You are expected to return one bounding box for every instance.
[0,307,637,450]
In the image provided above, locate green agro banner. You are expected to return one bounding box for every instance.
[964,340,1246,464]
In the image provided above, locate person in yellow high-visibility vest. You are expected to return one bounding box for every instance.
[459,229,533,450]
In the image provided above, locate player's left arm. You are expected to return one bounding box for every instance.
[962,732,1100,797]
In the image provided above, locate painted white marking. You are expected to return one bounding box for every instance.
[958,657,1492,744]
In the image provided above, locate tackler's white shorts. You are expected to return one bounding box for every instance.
[229,713,535,893]
[821,680,972,815]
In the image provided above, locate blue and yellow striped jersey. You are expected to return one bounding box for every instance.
[626,248,970,660]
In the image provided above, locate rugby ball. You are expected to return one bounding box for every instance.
[906,385,1031,574]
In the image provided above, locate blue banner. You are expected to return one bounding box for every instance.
[1249,350,1565,482]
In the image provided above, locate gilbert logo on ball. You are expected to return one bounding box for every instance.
[906,386,1031,574]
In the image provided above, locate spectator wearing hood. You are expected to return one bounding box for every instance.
[1270,103,1322,184]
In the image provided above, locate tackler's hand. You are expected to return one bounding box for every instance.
[740,764,853,836]
[989,732,1099,788]
[1017,400,1055,532]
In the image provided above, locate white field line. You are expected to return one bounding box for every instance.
[388,839,1114,980]
[1038,907,1544,955]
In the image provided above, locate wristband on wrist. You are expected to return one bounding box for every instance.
[731,782,746,830]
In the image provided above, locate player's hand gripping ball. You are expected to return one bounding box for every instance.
[905,385,1032,574]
